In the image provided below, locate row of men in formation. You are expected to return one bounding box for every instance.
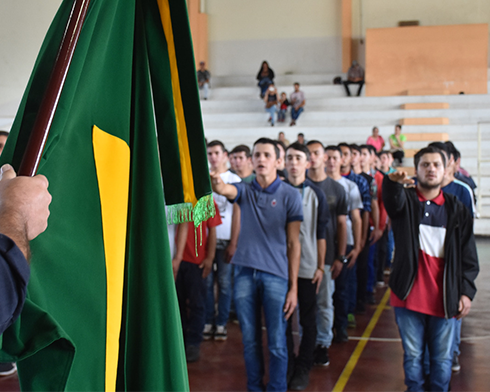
[169,135,478,392]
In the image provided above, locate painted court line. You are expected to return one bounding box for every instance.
[332,288,391,392]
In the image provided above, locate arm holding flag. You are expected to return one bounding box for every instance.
[0,164,52,335]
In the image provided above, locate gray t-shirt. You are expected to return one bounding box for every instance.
[309,177,348,265]
[336,177,363,246]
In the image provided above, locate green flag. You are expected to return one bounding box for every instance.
[0,0,214,390]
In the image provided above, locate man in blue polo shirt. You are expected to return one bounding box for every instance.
[210,137,302,392]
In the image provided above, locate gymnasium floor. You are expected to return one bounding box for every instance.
[1,237,489,391]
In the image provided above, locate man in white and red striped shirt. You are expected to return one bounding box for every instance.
[383,146,479,392]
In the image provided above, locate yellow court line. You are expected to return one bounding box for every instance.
[332,288,391,392]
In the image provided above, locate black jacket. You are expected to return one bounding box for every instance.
[383,176,479,319]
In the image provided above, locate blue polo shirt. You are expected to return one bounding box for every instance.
[231,176,303,280]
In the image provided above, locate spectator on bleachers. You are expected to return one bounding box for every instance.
[389,125,406,166]
[278,131,290,147]
[256,60,275,98]
[278,93,290,123]
[367,126,385,153]
[296,133,306,145]
[197,61,211,100]
[230,145,255,183]
[290,83,306,126]
[263,83,279,127]
[343,61,365,97]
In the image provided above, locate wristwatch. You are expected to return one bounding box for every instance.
[338,255,348,264]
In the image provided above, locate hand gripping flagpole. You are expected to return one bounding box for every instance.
[18,0,91,177]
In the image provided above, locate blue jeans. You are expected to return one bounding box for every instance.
[316,270,334,347]
[258,78,272,96]
[386,228,394,269]
[394,307,455,392]
[205,248,233,326]
[234,266,289,392]
[452,318,461,356]
[367,242,377,293]
[278,108,287,122]
[265,105,278,125]
[291,107,303,121]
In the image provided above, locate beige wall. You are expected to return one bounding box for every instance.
[206,0,342,76]
[352,0,490,66]
[365,24,488,96]
[0,0,62,107]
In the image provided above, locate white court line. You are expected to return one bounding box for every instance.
[348,335,490,342]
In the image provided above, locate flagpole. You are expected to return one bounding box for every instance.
[18,0,91,177]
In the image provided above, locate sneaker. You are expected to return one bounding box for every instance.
[214,325,228,341]
[333,328,349,343]
[348,313,356,328]
[203,324,214,340]
[313,345,330,366]
[376,281,386,288]
[185,345,200,363]
[289,367,310,391]
[366,292,376,305]
[0,363,17,377]
[452,354,461,372]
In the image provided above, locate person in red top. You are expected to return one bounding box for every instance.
[174,200,222,363]
[383,147,478,392]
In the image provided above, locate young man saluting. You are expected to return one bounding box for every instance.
[384,146,479,392]
[210,138,302,392]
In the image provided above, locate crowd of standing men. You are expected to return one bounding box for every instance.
[169,131,478,392]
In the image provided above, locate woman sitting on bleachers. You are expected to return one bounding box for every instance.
[256,61,275,98]
[389,124,406,166]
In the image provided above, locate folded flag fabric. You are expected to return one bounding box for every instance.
[0,0,214,390]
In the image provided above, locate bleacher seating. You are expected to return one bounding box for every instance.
[200,73,490,235]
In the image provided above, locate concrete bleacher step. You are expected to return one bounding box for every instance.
[202,108,490,128]
[400,117,450,125]
[211,73,346,88]
[401,103,450,110]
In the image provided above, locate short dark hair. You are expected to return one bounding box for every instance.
[306,140,324,148]
[414,146,447,169]
[254,137,280,159]
[275,140,287,153]
[286,142,310,159]
[230,144,251,158]
[294,82,300,86]
[350,144,361,153]
[445,141,458,160]
[297,133,305,138]
[207,140,226,151]
[337,142,350,150]
[428,142,451,159]
[0,131,9,138]
[395,124,402,130]
[378,150,393,159]
[325,145,342,156]
[361,144,376,155]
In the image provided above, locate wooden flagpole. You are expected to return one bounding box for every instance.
[18,0,91,177]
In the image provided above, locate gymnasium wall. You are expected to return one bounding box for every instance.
[205,0,342,77]
[0,0,62,106]
[352,0,490,67]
